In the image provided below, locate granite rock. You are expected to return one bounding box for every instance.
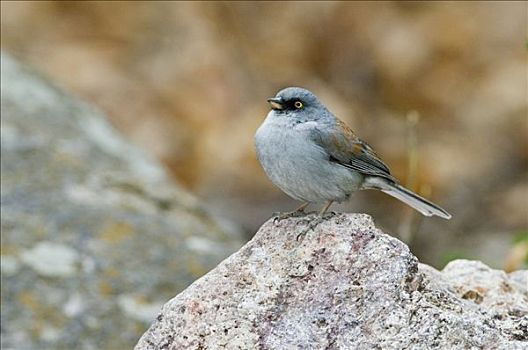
[136,214,527,350]
[0,53,243,350]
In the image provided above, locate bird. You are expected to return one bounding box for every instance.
[254,87,451,230]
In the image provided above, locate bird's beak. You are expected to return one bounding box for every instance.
[267,97,284,110]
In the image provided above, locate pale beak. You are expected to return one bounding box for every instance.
[267,97,284,110]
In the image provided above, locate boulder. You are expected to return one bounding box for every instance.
[0,53,243,350]
[136,214,527,349]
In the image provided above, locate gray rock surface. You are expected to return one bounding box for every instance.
[136,214,528,350]
[0,53,244,350]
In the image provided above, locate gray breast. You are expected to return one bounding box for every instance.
[255,116,363,202]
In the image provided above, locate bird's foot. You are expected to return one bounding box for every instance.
[273,202,310,223]
[326,211,337,218]
[296,212,337,241]
[273,209,307,224]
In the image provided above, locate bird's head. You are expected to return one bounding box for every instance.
[267,87,323,115]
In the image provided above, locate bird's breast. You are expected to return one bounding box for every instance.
[254,117,362,202]
[255,117,325,171]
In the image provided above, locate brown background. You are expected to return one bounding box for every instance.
[2,1,526,269]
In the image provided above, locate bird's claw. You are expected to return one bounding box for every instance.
[326,211,337,218]
[296,216,323,241]
[295,212,337,241]
[273,209,307,223]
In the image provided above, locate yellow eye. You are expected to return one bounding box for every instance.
[294,101,303,109]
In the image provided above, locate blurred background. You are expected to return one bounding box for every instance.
[2,1,526,269]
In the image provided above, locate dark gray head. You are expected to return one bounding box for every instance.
[267,87,327,118]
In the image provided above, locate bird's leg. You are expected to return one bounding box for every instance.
[318,200,335,217]
[273,202,310,223]
[296,201,334,240]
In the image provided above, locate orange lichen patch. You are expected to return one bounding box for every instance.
[102,267,120,279]
[98,221,135,244]
[461,289,484,304]
[17,291,40,310]
[16,291,67,335]
[0,244,18,255]
[98,280,114,296]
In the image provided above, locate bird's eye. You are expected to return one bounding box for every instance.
[294,101,303,109]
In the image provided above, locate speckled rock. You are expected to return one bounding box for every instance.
[136,214,528,350]
[0,53,243,350]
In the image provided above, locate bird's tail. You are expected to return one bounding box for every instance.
[364,177,452,220]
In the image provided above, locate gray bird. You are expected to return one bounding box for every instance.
[254,87,451,225]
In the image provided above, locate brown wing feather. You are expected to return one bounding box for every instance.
[311,118,395,181]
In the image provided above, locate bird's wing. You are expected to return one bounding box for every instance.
[310,119,396,181]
